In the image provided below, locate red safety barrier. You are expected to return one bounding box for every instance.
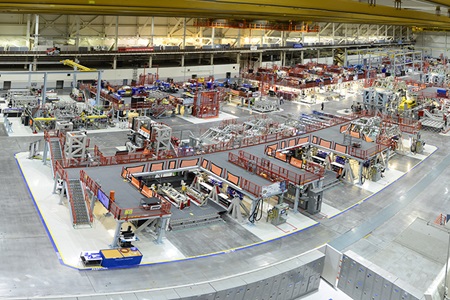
[228,151,323,187]
[80,169,171,221]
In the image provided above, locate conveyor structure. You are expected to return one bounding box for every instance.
[252,99,279,112]
[159,183,189,210]
[191,116,294,148]
[420,109,445,132]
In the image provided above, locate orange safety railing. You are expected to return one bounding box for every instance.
[435,213,447,226]
[240,178,262,197]
[81,180,94,224]
[80,170,101,195]
[80,169,171,221]
[347,144,388,160]
[229,151,323,186]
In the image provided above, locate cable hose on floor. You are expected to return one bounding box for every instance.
[248,198,264,224]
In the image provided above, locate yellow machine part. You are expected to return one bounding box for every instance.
[128,112,139,123]
[398,97,416,110]
[85,115,107,119]
[60,59,96,72]
[34,117,56,121]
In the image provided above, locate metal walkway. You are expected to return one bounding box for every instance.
[67,179,90,226]
[50,140,62,160]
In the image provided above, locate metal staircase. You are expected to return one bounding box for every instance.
[50,140,62,160]
[67,179,91,227]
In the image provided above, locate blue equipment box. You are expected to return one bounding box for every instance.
[100,247,143,268]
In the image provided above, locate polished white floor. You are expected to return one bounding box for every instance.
[324,142,437,218]
[238,208,318,241]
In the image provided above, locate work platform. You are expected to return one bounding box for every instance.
[16,128,437,269]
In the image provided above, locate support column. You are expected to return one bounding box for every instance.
[183,18,187,49]
[210,53,214,65]
[73,61,78,88]
[42,141,48,165]
[211,27,215,48]
[345,48,348,67]
[28,63,32,88]
[156,216,170,244]
[259,52,263,68]
[332,23,335,45]
[317,49,320,63]
[293,186,301,213]
[53,174,59,194]
[111,220,124,248]
[237,28,241,47]
[300,51,304,64]
[114,16,119,51]
[358,162,364,185]
[236,53,240,65]
[75,16,80,49]
[42,72,47,106]
[150,17,155,46]
[260,30,264,47]
[26,14,31,50]
[34,14,39,50]
[113,56,117,69]
[181,54,185,67]
[149,55,153,68]
[96,71,102,105]
[384,149,390,171]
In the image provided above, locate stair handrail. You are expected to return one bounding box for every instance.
[80,180,94,224]
[63,171,77,225]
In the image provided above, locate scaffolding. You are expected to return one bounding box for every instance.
[193,91,220,119]
[64,131,88,160]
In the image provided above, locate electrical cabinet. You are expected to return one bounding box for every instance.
[338,251,422,300]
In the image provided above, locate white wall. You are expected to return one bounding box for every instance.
[416,32,450,58]
[0,63,240,89]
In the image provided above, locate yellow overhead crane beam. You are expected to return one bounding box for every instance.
[60,59,96,72]
[0,0,449,29]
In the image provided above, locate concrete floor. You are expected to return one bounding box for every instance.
[0,95,448,298]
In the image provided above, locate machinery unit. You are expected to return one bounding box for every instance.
[126,116,177,156]
[369,164,384,182]
[267,203,289,226]
[411,132,425,154]
[55,120,74,132]
[118,226,137,248]
[158,183,190,210]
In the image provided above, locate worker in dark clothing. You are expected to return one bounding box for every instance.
[321,102,324,111]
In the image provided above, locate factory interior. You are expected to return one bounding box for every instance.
[4,1,450,300]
